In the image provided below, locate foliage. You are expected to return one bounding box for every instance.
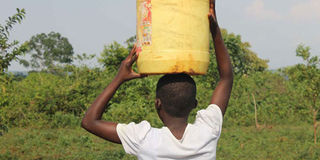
[22,32,74,70]
[284,44,320,110]
[281,44,320,143]
[125,36,136,50]
[50,112,80,128]
[0,66,110,127]
[98,41,130,72]
[1,31,319,156]
[0,74,15,135]
[0,8,28,73]
[73,53,96,67]
[0,36,310,130]
[221,29,269,75]
[224,71,303,126]
[0,125,319,160]
[196,29,269,88]
[217,125,320,159]
[0,65,303,129]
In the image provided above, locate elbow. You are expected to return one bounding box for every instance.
[81,117,91,130]
[81,113,100,131]
[81,118,88,129]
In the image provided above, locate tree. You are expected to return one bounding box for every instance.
[0,8,28,74]
[23,32,74,70]
[283,44,320,144]
[220,29,269,75]
[125,36,136,50]
[198,29,269,88]
[98,41,130,72]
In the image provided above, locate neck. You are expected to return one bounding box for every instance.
[163,116,188,128]
[161,114,188,140]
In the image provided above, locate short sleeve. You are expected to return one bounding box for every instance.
[116,120,151,155]
[194,104,223,136]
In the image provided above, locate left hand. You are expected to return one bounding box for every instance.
[115,45,146,82]
[208,0,218,35]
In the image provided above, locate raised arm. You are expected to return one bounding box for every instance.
[208,0,233,116]
[81,46,145,143]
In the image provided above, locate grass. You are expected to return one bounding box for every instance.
[0,127,134,160]
[217,125,320,160]
[0,124,319,160]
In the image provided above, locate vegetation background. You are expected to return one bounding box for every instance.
[1,9,320,160]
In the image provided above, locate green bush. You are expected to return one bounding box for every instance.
[224,71,308,126]
[0,61,315,129]
[0,68,312,128]
[50,112,80,128]
[0,67,112,127]
[0,152,19,160]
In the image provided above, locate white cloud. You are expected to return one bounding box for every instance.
[246,0,282,20]
[290,0,320,21]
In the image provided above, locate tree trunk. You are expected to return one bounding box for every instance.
[313,109,318,144]
[252,93,260,129]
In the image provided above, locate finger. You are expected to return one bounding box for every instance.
[128,53,138,66]
[131,72,147,79]
[211,3,215,12]
[127,44,137,59]
[208,13,215,22]
[209,0,216,13]
[129,45,140,66]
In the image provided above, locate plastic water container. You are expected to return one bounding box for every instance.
[136,0,210,75]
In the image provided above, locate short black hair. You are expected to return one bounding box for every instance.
[156,73,197,117]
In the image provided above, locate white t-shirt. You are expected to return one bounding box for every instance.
[116,104,223,160]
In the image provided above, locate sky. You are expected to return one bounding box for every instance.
[1,0,320,71]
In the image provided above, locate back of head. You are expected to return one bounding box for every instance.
[156,73,197,118]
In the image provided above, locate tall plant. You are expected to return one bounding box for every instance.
[0,8,28,73]
[284,44,320,144]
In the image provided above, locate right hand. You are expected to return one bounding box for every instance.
[115,45,146,82]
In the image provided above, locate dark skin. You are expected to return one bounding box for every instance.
[209,0,233,115]
[81,0,233,142]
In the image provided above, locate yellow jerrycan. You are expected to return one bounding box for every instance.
[136,0,210,75]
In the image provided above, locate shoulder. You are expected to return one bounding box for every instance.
[118,120,151,128]
[197,104,223,119]
[194,104,223,135]
[117,120,152,138]
[116,121,152,155]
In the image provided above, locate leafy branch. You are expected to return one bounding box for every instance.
[0,8,27,73]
